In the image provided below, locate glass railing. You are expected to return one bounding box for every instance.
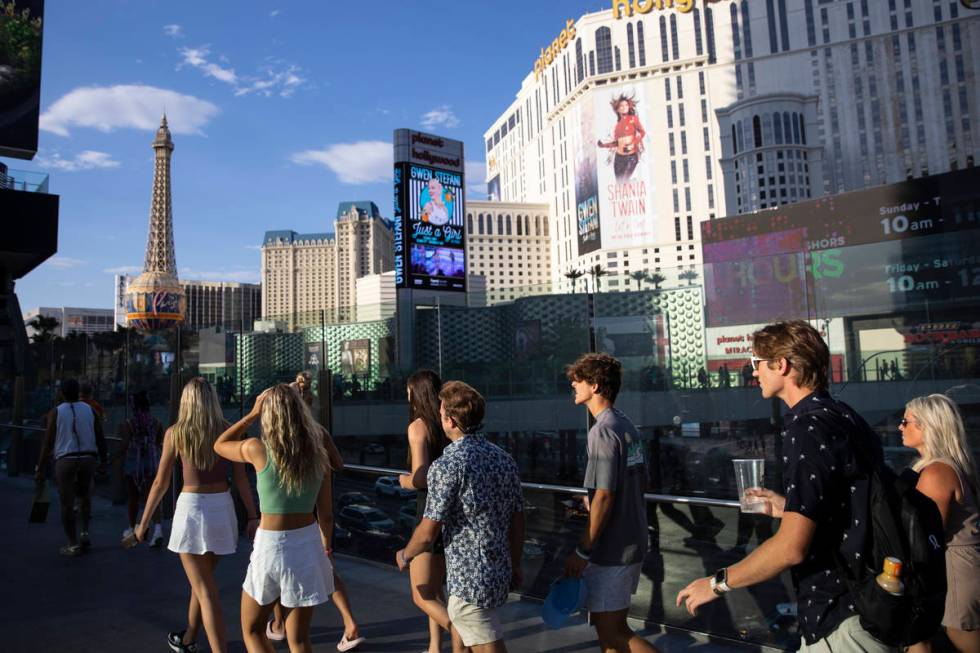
[4,235,979,651]
[1,168,49,193]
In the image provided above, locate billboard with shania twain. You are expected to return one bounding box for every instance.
[593,83,654,250]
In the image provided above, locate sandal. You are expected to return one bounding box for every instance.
[337,634,366,651]
[266,616,285,642]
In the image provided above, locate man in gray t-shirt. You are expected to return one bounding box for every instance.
[564,353,658,653]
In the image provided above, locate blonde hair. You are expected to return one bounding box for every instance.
[260,384,330,496]
[171,378,225,470]
[908,394,980,501]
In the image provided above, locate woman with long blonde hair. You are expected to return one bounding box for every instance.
[215,384,335,653]
[136,377,259,653]
[901,394,980,653]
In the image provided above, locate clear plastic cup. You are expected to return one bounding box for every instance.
[733,458,766,513]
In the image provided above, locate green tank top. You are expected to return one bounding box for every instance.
[256,444,322,514]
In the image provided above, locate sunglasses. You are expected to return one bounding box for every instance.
[749,356,770,370]
[899,418,917,427]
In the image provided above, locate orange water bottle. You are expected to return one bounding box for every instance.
[875,556,905,596]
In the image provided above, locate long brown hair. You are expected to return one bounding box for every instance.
[609,92,638,119]
[260,384,331,496]
[171,377,224,470]
[407,369,447,466]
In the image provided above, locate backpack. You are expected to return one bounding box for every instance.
[806,406,947,647]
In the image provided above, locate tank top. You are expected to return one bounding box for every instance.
[256,443,322,514]
[928,459,980,548]
[54,402,97,459]
[181,456,230,486]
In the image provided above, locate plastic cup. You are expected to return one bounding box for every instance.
[732,458,766,513]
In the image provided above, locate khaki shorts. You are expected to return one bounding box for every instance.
[448,595,504,647]
[798,616,897,653]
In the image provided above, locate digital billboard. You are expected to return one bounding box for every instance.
[571,99,601,255]
[0,0,44,159]
[393,129,466,292]
[702,167,980,327]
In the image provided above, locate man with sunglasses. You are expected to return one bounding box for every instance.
[677,321,895,652]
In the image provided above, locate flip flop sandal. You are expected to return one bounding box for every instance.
[337,634,366,651]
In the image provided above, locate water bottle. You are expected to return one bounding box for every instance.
[875,556,905,596]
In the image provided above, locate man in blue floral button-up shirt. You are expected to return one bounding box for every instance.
[398,381,524,652]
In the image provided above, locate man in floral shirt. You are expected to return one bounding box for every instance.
[397,381,524,652]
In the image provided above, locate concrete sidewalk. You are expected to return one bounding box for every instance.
[0,474,780,652]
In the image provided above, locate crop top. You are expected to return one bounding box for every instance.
[256,444,322,514]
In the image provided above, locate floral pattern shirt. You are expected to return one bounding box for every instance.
[424,434,523,608]
[783,390,878,644]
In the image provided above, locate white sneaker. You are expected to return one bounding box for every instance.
[150,524,164,547]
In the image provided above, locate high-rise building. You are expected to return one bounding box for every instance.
[464,200,552,302]
[114,275,261,331]
[485,3,980,291]
[261,201,394,328]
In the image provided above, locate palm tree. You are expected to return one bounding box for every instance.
[26,315,59,344]
[563,268,585,294]
[589,264,608,293]
[647,272,666,291]
[629,270,647,291]
[679,269,699,286]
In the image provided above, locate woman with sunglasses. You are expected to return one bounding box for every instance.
[135,378,259,653]
[900,395,980,653]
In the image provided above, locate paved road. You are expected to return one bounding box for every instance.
[0,473,783,652]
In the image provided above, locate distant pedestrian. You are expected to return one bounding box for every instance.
[34,378,108,556]
[741,361,754,386]
[398,370,451,653]
[119,391,165,546]
[79,381,105,422]
[397,381,524,653]
[901,394,980,653]
[134,377,259,653]
[215,385,336,653]
[677,321,895,651]
[563,354,658,653]
[697,367,709,389]
[719,364,731,388]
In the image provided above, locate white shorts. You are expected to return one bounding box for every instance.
[168,490,239,555]
[583,562,642,613]
[448,595,504,647]
[242,523,334,608]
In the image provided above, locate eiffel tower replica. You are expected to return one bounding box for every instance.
[126,115,185,329]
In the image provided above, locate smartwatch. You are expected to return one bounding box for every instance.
[710,568,731,595]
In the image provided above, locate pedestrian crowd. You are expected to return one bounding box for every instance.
[32,320,979,653]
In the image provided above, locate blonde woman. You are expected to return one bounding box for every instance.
[901,394,980,653]
[135,378,259,653]
[215,385,335,653]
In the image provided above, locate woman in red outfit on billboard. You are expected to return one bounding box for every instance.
[597,93,646,183]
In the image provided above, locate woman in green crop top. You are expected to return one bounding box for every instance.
[215,384,334,653]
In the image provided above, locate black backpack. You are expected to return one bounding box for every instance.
[807,407,947,647]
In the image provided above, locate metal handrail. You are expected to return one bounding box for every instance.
[342,463,741,509]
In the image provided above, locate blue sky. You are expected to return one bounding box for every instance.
[8,0,600,311]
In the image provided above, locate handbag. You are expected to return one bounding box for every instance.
[29,479,49,524]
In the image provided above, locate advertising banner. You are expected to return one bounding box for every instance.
[0,0,44,159]
[571,100,601,255]
[594,83,655,250]
[340,339,371,377]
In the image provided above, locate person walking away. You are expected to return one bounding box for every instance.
[215,384,335,653]
[398,370,451,653]
[563,353,658,653]
[134,377,259,653]
[34,378,108,555]
[119,390,165,546]
[677,321,896,651]
[397,381,524,653]
[901,394,980,653]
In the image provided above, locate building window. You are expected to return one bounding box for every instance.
[705,7,716,63]
[753,115,762,148]
[627,23,636,68]
[670,14,679,59]
[730,3,741,59]
[575,38,584,84]
[693,8,704,56]
[766,0,778,54]
[637,20,646,66]
[659,16,669,62]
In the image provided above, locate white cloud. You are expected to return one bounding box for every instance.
[235,63,305,98]
[103,265,142,275]
[178,46,238,85]
[179,268,261,283]
[290,141,392,185]
[40,85,219,136]
[47,256,87,269]
[244,245,263,250]
[420,105,460,130]
[269,9,281,17]
[36,150,121,172]
[163,24,182,38]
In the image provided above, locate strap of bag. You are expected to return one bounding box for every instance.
[69,403,81,453]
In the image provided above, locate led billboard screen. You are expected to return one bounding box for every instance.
[393,129,466,292]
[701,167,980,327]
[0,0,44,159]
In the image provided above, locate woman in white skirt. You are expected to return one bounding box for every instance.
[136,378,259,653]
[215,384,335,653]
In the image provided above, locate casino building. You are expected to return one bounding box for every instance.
[484,0,980,291]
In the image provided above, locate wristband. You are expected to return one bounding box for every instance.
[574,546,591,560]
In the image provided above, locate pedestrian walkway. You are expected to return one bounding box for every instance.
[0,474,782,652]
